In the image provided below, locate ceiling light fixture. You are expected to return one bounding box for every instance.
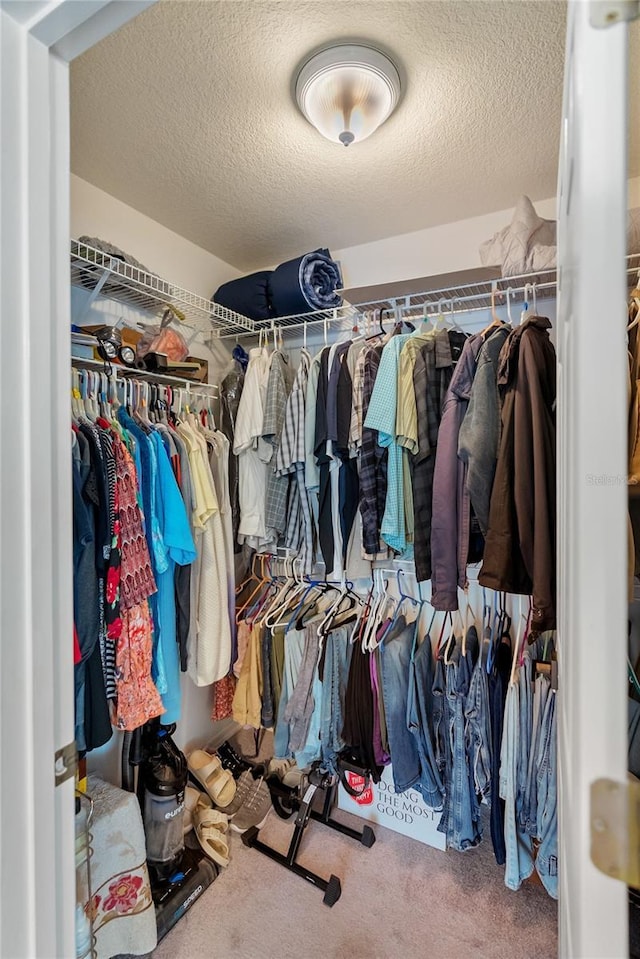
[295,43,401,148]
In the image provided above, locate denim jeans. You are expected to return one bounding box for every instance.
[516,652,534,832]
[407,631,444,809]
[380,619,422,793]
[432,654,451,834]
[464,627,492,804]
[500,680,534,890]
[535,688,558,899]
[439,646,482,851]
[319,624,352,774]
[273,628,306,759]
[489,633,512,865]
[523,673,550,837]
[260,628,274,729]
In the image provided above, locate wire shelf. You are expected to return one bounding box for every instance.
[70,240,255,337]
[217,253,640,339]
[71,239,640,343]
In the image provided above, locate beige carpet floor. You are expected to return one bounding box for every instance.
[152,797,557,959]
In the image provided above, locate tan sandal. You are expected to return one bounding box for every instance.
[193,807,230,868]
[183,785,212,835]
[187,749,237,808]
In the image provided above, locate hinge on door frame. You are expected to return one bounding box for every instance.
[591,778,640,886]
[54,741,77,787]
[589,0,639,28]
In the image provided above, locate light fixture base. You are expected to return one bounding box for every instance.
[295,42,401,147]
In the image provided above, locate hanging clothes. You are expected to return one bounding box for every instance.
[479,316,557,634]
[409,330,466,581]
[220,361,245,550]
[458,325,510,536]
[275,348,316,572]
[430,334,484,610]
[234,345,272,549]
[262,349,295,541]
[178,417,230,688]
[364,333,413,554]
[359,345,389,558]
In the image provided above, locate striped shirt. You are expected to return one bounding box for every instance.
[364,333,412,553]
[276,349,316,572]
[263,351,295,537]
[276,349,311,475]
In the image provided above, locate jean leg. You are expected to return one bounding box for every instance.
[524,675,549,836]
[516,654,534,831]
[535,690,558,899]
[412,638,445,808]
[448,657,481,851]
[501,682,534,890]
[380,623,421,792]
[320,632,335,769]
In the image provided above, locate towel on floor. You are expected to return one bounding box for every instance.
[213,271,274,321]
[269,248,343,316]
[86,775,157,959]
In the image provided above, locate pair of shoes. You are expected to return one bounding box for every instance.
[187,749,236,808]
[223,770,272,834]
[216,740,252,779]
[268,757,305,789]
[193,807,230,868]
[183,785,212,836]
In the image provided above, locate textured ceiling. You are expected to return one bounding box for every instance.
[70,0,639,272]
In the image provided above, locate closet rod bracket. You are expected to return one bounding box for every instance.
[589,0,638,28]
[590,777,640,887]
[54,741,78,787]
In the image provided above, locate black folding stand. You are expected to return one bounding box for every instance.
[242,778,375,906]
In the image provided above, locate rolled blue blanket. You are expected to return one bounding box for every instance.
[213,270,274,321]
[269,248,343,316]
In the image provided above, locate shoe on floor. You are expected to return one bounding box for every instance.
[183,785,212,836]
[216,740,252,779]
[187,749,237,808]
[193,807,230,868]
[227,773,272,834]
[268,757,305,789]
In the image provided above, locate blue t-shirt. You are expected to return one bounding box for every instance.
[149,431,196,724]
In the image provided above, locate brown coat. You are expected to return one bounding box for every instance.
[479,316,556,634]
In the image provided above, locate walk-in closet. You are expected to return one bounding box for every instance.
[2,1,640,958]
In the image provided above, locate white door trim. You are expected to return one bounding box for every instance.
[0,4,153,955]
[556,2,630,956]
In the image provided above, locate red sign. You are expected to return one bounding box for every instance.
[345,772,373,805]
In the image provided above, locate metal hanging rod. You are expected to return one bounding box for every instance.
[71,355,218,394]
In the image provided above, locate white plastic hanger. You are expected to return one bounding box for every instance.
[506,287,514,325]
[71,369,81,419]
[520,283,534,325]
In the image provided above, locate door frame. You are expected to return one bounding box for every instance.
[0,3,153,955]
[556,3,631,956]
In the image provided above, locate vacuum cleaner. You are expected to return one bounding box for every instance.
[123,721,218,943]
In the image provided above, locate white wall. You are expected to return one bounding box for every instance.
[71,174,240,297]
[71,174,237,387]
[333,177,640,290]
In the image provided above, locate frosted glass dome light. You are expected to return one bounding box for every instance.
[295,43,401,147]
